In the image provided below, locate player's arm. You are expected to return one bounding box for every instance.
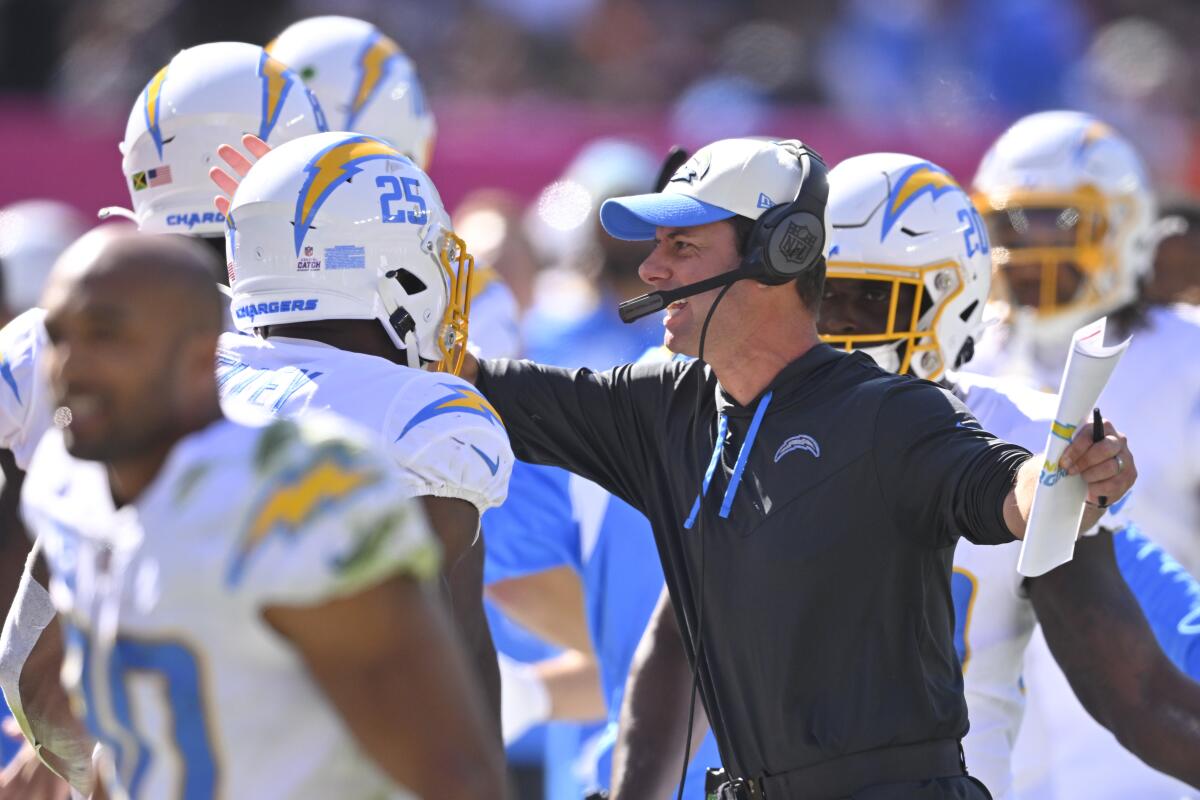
[265,571,508,800]
[611,587,708,800]
[498,649,606,744]
[0,548,95,794]
[1028,529,1200,788]
[487,566,592,652]
[1002,418,1135,540]
[1110,524,1200,678]
[422,495,501,737]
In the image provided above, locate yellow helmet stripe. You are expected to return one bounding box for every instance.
[143,65,169,159]
[347,31,401,130]
[292,134,407,255]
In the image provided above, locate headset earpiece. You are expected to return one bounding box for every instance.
[738,142,829,286]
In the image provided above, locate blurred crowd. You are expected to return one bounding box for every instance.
[3,0,1200,183]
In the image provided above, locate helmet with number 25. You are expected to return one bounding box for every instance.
[227,131,474,374]
[266,16,436,169]
[820,153,992,380]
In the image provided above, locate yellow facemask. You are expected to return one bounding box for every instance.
[435,231,475,376]
[820,260,964,379]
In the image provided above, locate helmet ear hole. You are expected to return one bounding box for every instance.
[387,268,427,295]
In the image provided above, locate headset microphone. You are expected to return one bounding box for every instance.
[617,270,743,323]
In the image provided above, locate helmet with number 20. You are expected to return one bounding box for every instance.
[227,131,473,374]
[821,153,993,380]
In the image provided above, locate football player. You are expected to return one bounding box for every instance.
[24,230,503,799]
[213,130,512,721]
[0,42,328,795]
[262,14,522,360]
[818,150,1200,798]
[965,111,1200,798]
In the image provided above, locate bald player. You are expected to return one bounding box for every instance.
[15,234,505,799]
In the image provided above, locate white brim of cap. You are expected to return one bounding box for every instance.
[600,193,736,241]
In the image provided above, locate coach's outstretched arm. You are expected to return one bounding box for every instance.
[610,587,709,800]
[1029,530,1200,788]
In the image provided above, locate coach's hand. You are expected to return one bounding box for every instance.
[209,134,272,216]
[1060,417,1136,526]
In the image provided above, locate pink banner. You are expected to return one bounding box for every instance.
[0,97,1002,218]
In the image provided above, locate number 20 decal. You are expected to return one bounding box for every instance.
[957,206,991,258]
[376,175,428,224]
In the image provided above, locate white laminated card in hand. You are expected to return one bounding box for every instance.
[1017,317,1131,577]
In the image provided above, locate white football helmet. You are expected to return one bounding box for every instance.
[266,16,436,169]
[0,200,87,312]
[821,153,992,380]
[972,111,1157,345]
[226,131,474,374]
[103,41,328,238]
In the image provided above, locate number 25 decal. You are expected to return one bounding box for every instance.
[377,175,428,224]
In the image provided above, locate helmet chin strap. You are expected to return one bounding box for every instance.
[401,329,422,369]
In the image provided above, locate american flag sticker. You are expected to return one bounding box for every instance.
[147,165,173,187]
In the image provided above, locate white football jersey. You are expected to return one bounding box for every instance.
[969,306,1200,572]
[22,416,440,800]
[948,371,1051,800]
[951,370,1196,799]
[0,308,53,470]
[215,333,512,514]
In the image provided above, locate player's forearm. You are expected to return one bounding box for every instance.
[1001,457,1040,540]
[10,616,96,793]
[1031,531,1200,788]
[611,591,705,800]
[1105,662,1200,787]
[539,650,606,720]
[443,542,502,736]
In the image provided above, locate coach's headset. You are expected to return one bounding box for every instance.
[617,140,829,323]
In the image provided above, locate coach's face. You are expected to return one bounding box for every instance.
[639,221,744,356]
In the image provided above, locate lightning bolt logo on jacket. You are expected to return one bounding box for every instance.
[228,453,381,585]
[142,65,169,159]
[880,162,963,241]
[347,32,402,130]
[396,384,504,441]
[293,134,409,255]
[258,51,296,142]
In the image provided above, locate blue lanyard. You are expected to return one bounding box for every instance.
[683,390,773,529]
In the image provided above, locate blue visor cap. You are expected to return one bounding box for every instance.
[599,192,737,241]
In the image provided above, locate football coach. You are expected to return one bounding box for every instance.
[464,138,1136,799]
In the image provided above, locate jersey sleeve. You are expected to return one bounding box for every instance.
[474,358,686,511]
[0,309,53,470]
[382,373,514,513]
[229,419,442,607]
[875,379,1032,548]
[1112,523,1200,681]
[482,461,577,585]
